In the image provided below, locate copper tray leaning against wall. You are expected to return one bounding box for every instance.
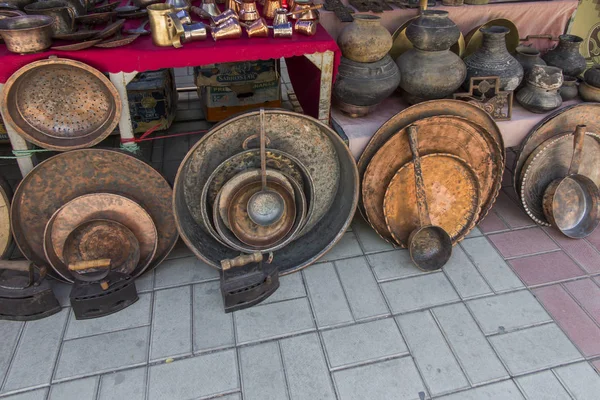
[10,149,177,280]
[1,58,121,151]
[0,176,12,260]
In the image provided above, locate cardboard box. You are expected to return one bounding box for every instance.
[194,60,279,87]
[127,68,178,134]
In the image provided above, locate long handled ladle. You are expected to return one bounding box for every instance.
[407,125,452,271]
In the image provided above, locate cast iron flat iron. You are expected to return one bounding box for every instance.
[68,259,138,320]
[0,260,61,321]
[220,252,279,313]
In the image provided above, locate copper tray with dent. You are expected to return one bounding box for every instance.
[43,193,158,282]
[362,115,502,243]
[513,103,600,200]
[1,58,121,151]
[384,153,480,247]
[11,149,177,280]
[0,175,12,260]
[519,131,600,226]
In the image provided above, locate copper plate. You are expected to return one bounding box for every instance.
[363,115,502,243]
[520,132,600,226]
[513,103,600,199]
[44,193,158,282]
[1,58,121,151]
[384,154,480,247]
[51,38,103,51]
[11,149,178,279]
[228,180,296,248]
[0,176,12,260]
[95,33,139,47]
[463,18,519,59]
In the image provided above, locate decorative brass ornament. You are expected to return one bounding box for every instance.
[453,77,513,121]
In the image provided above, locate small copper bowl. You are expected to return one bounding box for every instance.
[0,15,53,53]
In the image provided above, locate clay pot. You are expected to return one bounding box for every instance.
[337,14,392,63]
[333,55,401,117]
[514,46,546,89]
[405,10,460,52]
[584,65,600,88]
[579,81,600,102]
[464,26,523,91]
[516,65,563,113]
[542,34,587,78]
[559,75,578,101]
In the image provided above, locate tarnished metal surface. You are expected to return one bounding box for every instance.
[0,15,53,53]
[74,11,116,24]
[173,110,358,275]
[182,109,339,235]
[95,33,140,47]
[363,115,502,243]
[0,176,12,260]
[357,99,504,220]
[51,38,103,50]
[513,103,600,199]
[93,18,125,39]
[63,220,140,277]
[44,193,158,282]
[11,149,178,280]
[520,131,600,226]
[384,153,480,248]
[1,58,121,151]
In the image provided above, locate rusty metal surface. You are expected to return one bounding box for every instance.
[173,109,358,275]
[63,219,140,277]
[11,149,178,279]
[1,58,121,151]
[514,103,600,199]
[182,109,339,236]
[44,193,158,282]
[362,115,502,243]
[0,176,12,260]
[520,131,600,226]
[384,153,480,247]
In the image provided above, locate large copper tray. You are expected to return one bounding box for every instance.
[520,132,600,226]
[11,149,177,280]
[384,154,480,247]
[0,176,12,260]
[513,103,600,199]
[362,115,502,243]
[0,58,121,151]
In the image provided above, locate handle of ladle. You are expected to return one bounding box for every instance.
[259,108,267,191]
[408,125,432,227]
[569,125,586,175]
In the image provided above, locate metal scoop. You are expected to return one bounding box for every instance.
[115,0,139,14]
[124,18,149,35]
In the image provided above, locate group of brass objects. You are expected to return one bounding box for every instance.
[359,99,505,270]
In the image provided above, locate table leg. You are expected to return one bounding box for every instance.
[109,71,138,152]
[0,82,35,177]
[304,50,335,125]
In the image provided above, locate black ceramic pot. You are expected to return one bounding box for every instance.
[514,45,546,89]
[559,75,578,101]
[542,34,587,78]
[516,65,563,113]
[584,65,600,88]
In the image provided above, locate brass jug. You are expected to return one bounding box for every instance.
[183,22,207,42]
[273,22,292,38]
[224,0,239,13]
[24,0,76,36]
[295,19,315,36]
[211,16,241,40]
[262,0,279,19]
[272,7,287,25]
[212,8,237,24]
[289,0,318,20]
[148,3,176,46]
[199,0,220,17]
[165,0,190,12]
[246,16,267,37]
[237,0,258,22]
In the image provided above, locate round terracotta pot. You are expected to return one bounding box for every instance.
[337,14,392,63]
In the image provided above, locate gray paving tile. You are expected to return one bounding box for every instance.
[367,250,426,282]
[0,321,23,385]
[51,281,72,307]
[193,281,234,353]
[151,286,192,361]
[219,394,242,400]
[467,290,551,335]
[154,256,218,289]
[317,232,362,263]
[489,324,583,375]
[335,257,389,320]
[516,370,571,400]
[239,342,288,400]
[55,326,149,380]
[321,319,407,369]
[262,272,306,305]
[352,216,395,254]
[3,308,68,392]
[65,293,152,340]
[433,303,508,385]
[234,298,314,345]
[461,237,524,293]
[165,240,194,260]
[465,227,483,238]
[554,362,600,400]
[135,270,154,293]
[381,273,459,314]
[443,246,493,299]
[98,367,146,400]
[48,376,97,400]
[397,311,469,396]
[148,349,238,400]
[333,357,427,400]
[1,389,48,400]
[436,380,525,400]
[280,333,336,400]
[303,263,353,328]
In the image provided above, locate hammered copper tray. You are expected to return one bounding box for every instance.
[520,132,600,226]
[384,154,480,247]
[513,103,600,199]
[44,193,158,282]
[363,115,502,243]
[0,176,12,260]
[11,149,177,280]
[1,58,121,151]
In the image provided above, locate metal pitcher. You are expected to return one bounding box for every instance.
[211,16,241,40]
[148,3,176,46]
[272,7,287,25]
[236,0,257,22]
[165,0,189,12]
[246,16,267,37]
[199,0,220,17]
[262,0,279,19]
[24,0,75,36]
[40,0,85,16]
[224,0,239,13]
